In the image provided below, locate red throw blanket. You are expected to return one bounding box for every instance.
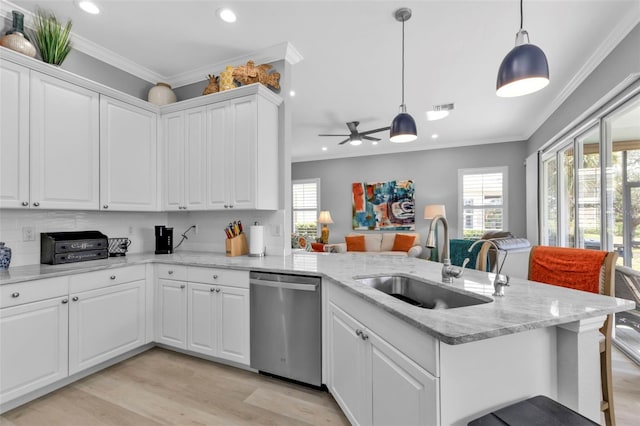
[529,246,606,294]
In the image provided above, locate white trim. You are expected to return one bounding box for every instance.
[523,9,640,140]
[292,178,321,238]
[457,167,509,238]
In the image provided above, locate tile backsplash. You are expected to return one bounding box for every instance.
[0,209,288,267]
[0,210,168,267]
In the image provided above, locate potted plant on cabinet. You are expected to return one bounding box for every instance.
[33,8,72,65]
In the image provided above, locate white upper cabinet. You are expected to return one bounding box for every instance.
[100,96,157,211]
[30,71,100,210]
[0,61,30,209]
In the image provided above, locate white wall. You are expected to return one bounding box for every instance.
[0,210,167,267]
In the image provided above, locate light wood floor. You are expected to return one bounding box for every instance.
[2,346,638,426]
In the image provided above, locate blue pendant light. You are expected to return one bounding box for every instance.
[390,8,417,143]
[496,0,549,97]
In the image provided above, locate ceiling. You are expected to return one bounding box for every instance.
[6,1,640,162]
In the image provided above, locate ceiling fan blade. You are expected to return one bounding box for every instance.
[363,135,381,141]
[338,138,351,145]
[318,134,350,137]
[360,126,391,136]
[346,121,359,132]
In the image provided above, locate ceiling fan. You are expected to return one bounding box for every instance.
[318,121,391,146]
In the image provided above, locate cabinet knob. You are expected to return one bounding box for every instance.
[229,205,234,208]
[72,296,79,302]
[168,270,174,275]
[216,288,221,293]
[361,332,369,341]
[33,202,40,207]
[110,275,116,280]
[62,299,69,304]
[11,292,19,298]
[103,204,109,209]
[21,201,28,206]
[224,205,228,208]
[210,287,215,292]
[180,284,185,289]
[355,329,362,337]
[212,274,218,279]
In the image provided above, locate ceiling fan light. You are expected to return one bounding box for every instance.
[350,138,363,146]
[390,111,417,143]
[497,43,549,97]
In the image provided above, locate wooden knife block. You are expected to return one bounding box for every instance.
[226,233,249,257]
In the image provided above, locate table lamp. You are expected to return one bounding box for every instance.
[318,211,334,244]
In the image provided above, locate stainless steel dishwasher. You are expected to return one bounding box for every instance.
[250,271,322,387]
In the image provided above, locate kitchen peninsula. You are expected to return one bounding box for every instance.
[0,252,634,425]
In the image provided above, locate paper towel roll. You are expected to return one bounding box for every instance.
[249,225,265,256]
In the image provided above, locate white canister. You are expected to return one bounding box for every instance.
[148,82,177,105]
[249,224,265,257]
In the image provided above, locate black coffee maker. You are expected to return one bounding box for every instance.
[155,226,173,254]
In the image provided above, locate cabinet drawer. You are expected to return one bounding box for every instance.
[69,265,146,293]
[0,276,69,308]
[188,267,249,288]
[156,264,187,281]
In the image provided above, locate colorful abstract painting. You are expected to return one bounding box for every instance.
[352,180,415,231]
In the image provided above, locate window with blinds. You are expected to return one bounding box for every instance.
[458,167,508,238]
[292,179,320,239]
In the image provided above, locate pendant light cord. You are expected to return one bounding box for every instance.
[520,0,523,30]
[401,18,405,106]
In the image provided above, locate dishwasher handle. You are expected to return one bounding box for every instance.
[250,278,318,292]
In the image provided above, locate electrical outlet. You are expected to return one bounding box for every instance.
[128,226,133,235]
[272,224,281,236]
[22,226,35,241]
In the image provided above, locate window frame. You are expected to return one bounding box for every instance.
[291,178,321,239]
[457,166,509,238]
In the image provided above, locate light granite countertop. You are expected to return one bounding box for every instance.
[0,251,635,345]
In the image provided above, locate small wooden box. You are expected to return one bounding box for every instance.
[225,233,249,257]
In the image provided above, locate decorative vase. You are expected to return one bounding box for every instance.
[0,11,36,58]
[148,82,177,105]
[0,242,12,270]
[220,65,237,91]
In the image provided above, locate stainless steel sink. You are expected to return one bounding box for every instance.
[354,274,492,309]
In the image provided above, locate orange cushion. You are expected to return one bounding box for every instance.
[392,234,416,252]
[529,246,607,294]
[311,243,325,252]
[345,235,366,252]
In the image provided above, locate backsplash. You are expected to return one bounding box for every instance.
[168,210,287,256]
[0,210,168,267]
[0,209,288,267]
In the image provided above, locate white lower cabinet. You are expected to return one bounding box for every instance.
[69,280,146,375]
[328,301,439,426]
[155,266,250,365]
[0,296,69,405]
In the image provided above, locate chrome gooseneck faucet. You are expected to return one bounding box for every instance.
[426,215,463,283]
[464,239,510,296]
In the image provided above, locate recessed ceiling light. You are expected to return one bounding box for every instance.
[217,8,237,23]
[372,141,378,145]
[289,90,296,97]
[426,103,455,121]
[77,1,100,14]
[431,134,439,139]
[322,147,327,151]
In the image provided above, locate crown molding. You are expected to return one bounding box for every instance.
[167,42,303,88]
[523,8,640,140]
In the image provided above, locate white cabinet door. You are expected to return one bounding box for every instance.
[0,297,68,404]
[217,285,250,364]
[30,71,99,210]
[69,280,146,375]
[328,303,369,425]
[100,96,157,211]
[370,331,439,426]
[0,61,30,209]
[228,96,257,209]
[162,112,185,211]
[187,282,217,356]
[184,107,207,210]
[156,278,187,348]
[205,102,228,209]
